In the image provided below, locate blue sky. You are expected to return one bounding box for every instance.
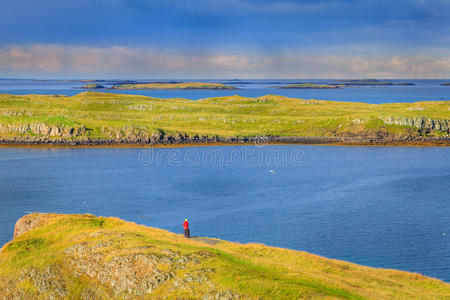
[0,0,449,78]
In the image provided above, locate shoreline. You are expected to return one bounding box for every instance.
[1,136,449,148]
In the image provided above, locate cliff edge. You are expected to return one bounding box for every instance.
[1,213,449,299]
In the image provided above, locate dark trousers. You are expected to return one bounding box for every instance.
[184,229,190,238]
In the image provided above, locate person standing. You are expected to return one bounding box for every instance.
[183,218,190,238]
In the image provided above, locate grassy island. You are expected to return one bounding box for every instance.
[276,83,345,89]
[332,79,394,86]
[1,213,448,299]
[394,83,415,86]
[81,83,105,89]
[0,92,448,146]
[111,82,236,90]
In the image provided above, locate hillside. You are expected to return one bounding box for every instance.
[111,82,236,90]
[0,92,449,146]
[1,213,449,299]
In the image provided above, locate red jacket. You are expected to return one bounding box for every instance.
[183,221,189,229]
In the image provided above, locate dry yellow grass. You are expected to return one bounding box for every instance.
[0,213,448,299]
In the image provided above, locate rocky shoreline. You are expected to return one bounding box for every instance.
[1,134,449,147]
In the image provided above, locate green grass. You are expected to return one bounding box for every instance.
[0,92,448,141]
[0,214,449,299]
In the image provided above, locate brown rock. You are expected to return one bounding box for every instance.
[13,213,50,239]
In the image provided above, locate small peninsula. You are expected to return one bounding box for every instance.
[111,82,237,90]
[1,213,448,299]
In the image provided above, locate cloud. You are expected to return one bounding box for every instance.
[0,44,448,78]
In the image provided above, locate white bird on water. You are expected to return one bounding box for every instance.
[268,170,276,174]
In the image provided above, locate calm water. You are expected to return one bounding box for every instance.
[0,79,449,103]
[0,146,449,281]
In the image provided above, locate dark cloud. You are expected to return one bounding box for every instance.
[0,0,448,77]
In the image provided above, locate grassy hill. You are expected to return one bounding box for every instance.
[1,213,449,299]
[0,92,448,145]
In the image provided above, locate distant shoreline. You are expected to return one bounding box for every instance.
[1,135,449,148]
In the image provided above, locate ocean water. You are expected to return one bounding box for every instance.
[0,79,449,103]
[0,145,449,282]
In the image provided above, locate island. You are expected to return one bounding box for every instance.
[0,93,448,146]
[331,79,394,85]
[1,213,448,299]
[111,82,237,90]
[80,83,105,89]
[274,81,416,89]
[275,83,345,89]
[394,82,415,86]
[441,83,450,86]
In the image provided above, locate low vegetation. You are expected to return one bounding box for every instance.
[0,92,448,144]
[111,82,236,90]
[1,213,448,299]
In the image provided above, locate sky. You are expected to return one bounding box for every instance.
[0,0,449,79]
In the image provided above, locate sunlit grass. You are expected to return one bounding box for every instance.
[0,214,449,299]
[0,92,448,140]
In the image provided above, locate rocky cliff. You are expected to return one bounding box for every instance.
[382,116,449,133]
[0,123,86,138]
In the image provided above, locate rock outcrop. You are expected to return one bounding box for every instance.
[13,213,50,238]
[382,116,449,132]
[0,123,86,137]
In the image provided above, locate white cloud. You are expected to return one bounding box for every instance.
[0,44,448,78]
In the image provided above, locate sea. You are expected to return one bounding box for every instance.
[0,79,449,282]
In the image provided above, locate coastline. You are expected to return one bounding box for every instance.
[1,135,449,148]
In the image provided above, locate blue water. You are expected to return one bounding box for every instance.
[0,79,449,103]
[0,145,449,281]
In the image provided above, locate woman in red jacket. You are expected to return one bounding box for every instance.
[183,219,190,238]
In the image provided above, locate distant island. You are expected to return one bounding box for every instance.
[1,213,448,299]
[111,82,237,90]
[394,82,415,86]
[0,92,448,146]
[441,83,450,86]
[275,83,345,89]
[274,80,416,89]
[332,79,394,85]
[81,83,105,89]
[330,79,415,86]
